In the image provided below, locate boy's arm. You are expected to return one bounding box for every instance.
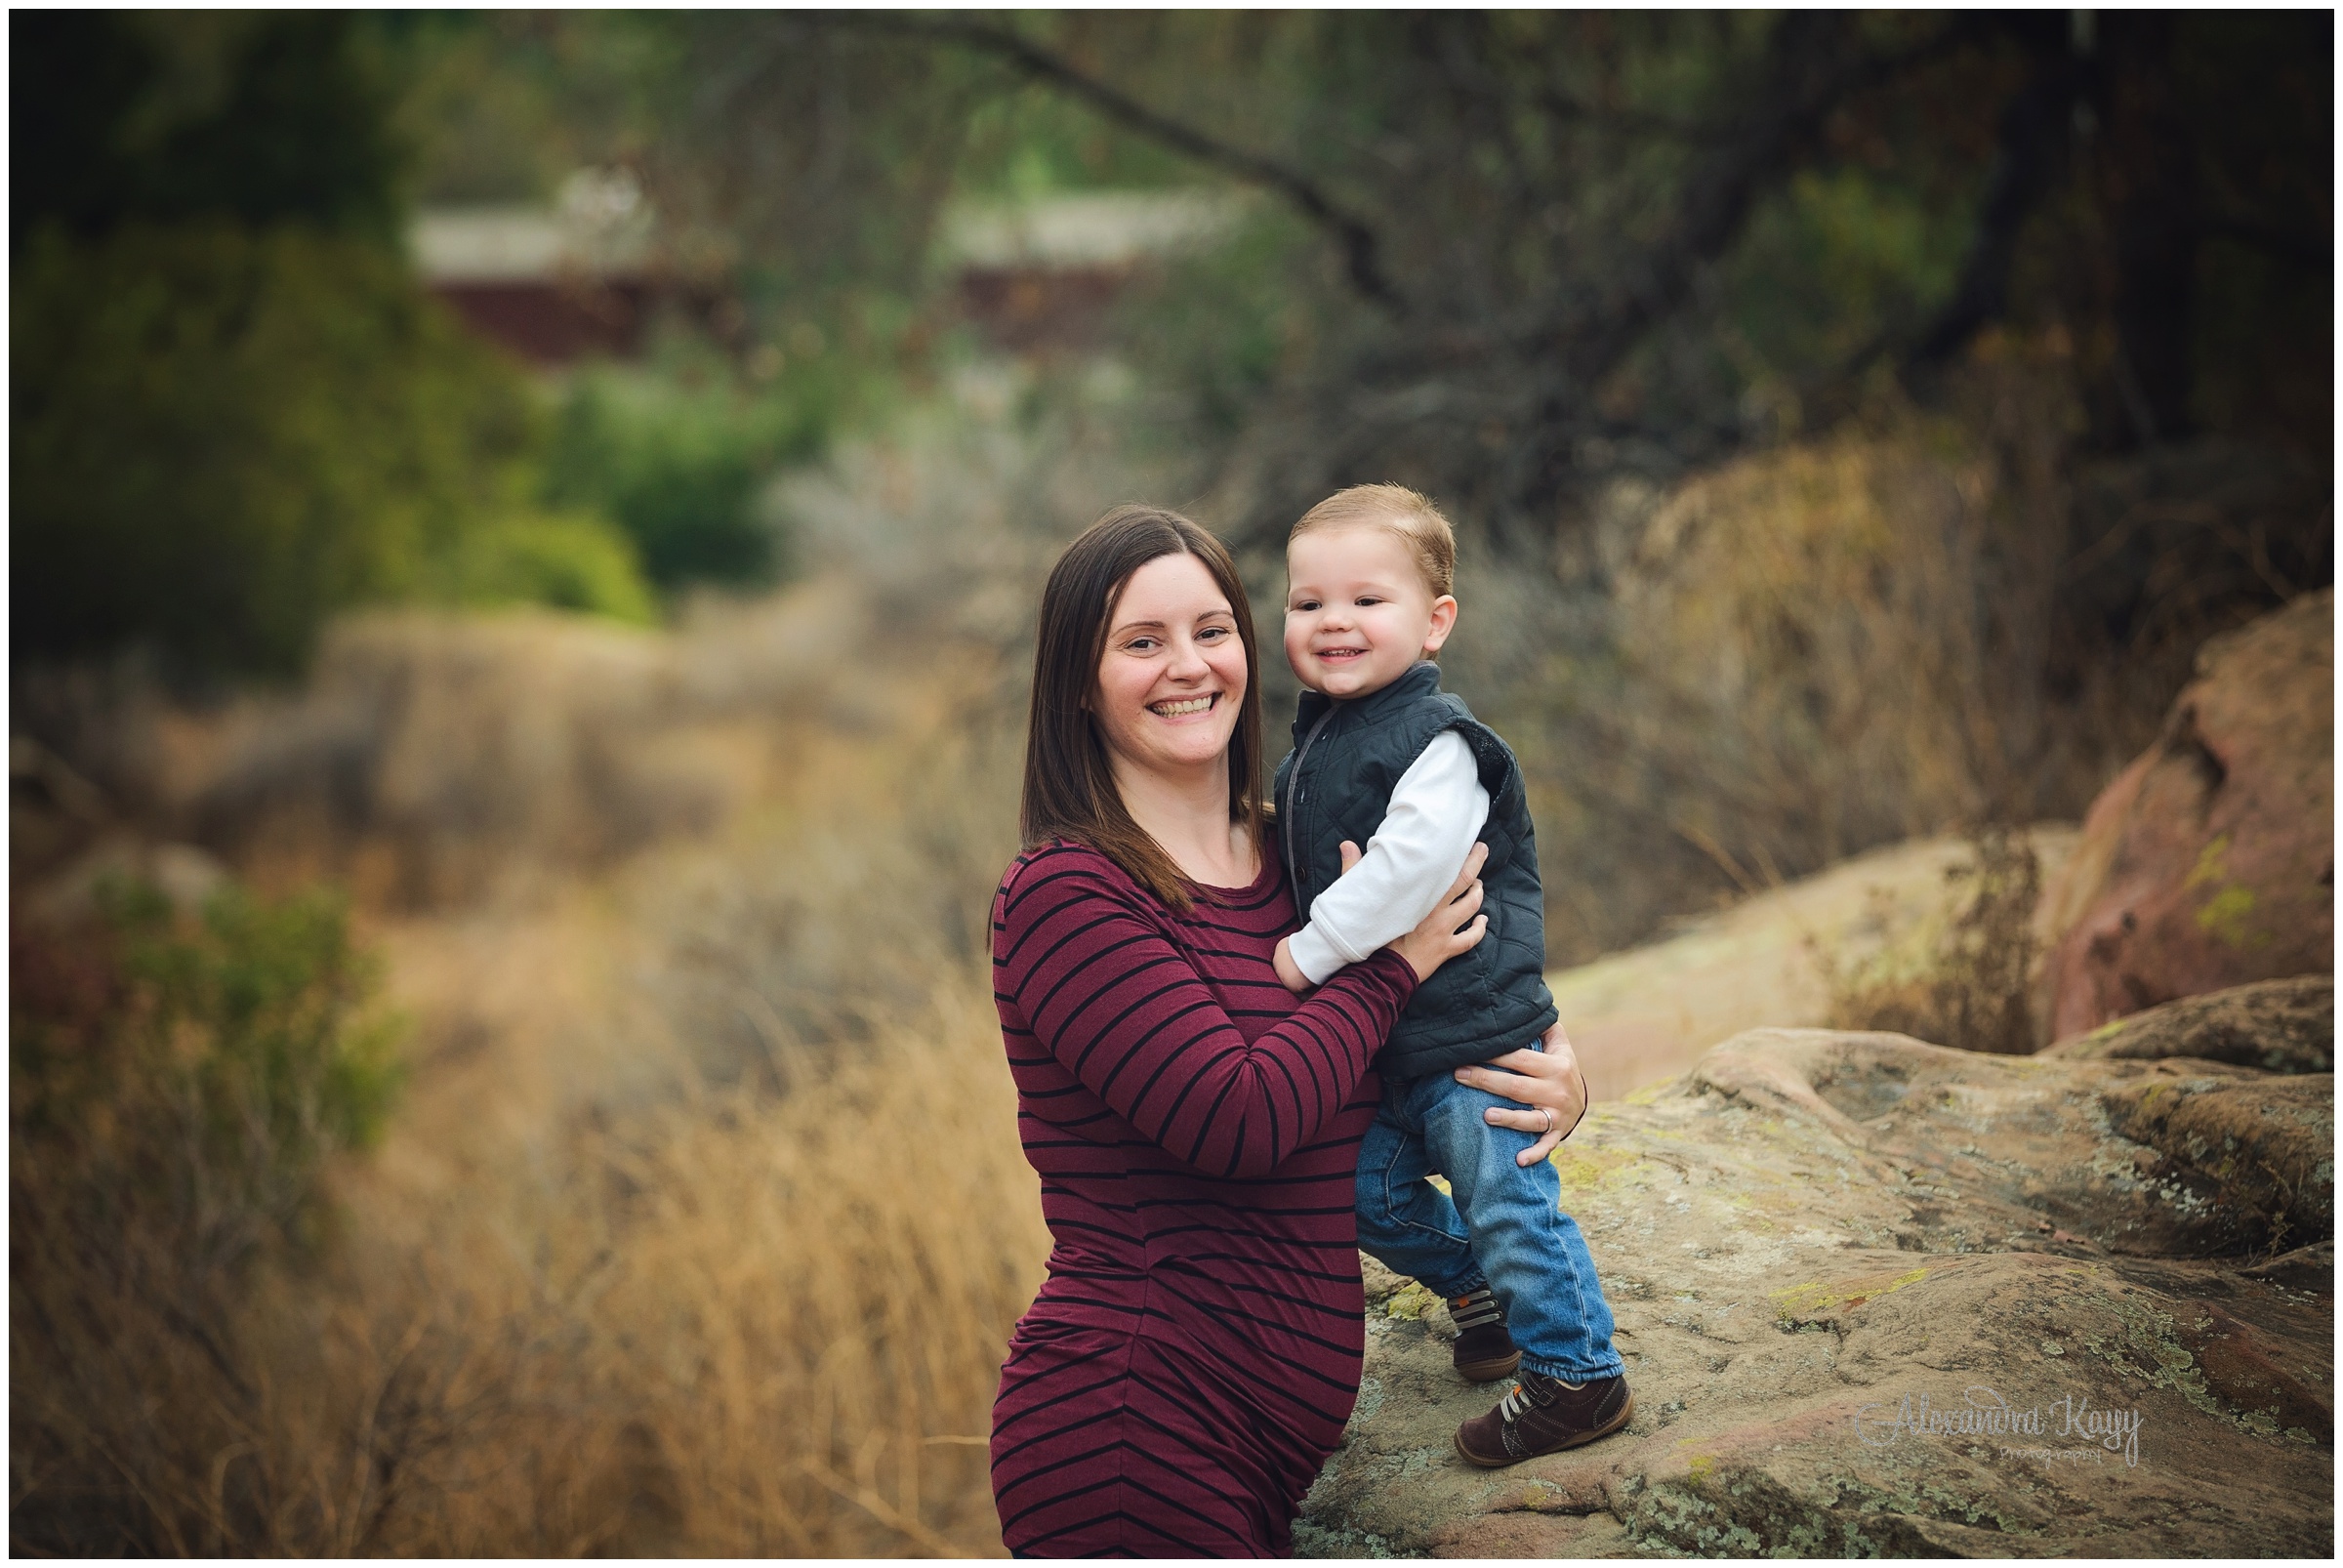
[1277,730,1490,991]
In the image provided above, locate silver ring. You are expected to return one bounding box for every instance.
[1540,1106,1555,1135]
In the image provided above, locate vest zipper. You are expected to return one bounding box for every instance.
[1282,704,1340,908]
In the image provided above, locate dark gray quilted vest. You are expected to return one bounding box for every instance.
[1271,661,1557,1079]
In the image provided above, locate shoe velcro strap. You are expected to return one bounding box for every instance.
[1448,1289,1505,1332]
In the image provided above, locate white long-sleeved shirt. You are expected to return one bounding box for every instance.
[1286,729,1490,986]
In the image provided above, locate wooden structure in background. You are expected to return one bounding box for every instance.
[414,183,1243,366]
[942,190,1241,355]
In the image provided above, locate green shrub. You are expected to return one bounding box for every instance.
[11,877,404,1553]
[12,878,404,1273]
[450,510,660,624]
[11,222,659,676]
[544,365,822,592]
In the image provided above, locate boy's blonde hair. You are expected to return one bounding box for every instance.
[1289,483,1457,598]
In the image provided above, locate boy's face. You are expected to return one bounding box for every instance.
[1283,523,1458,700]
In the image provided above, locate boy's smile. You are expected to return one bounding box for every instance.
[1284,523,1459,699]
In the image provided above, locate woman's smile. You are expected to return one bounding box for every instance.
[1093,552,1249,779]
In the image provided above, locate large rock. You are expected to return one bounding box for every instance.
[1298,1020,2333,1557]
[2042,975,2332,1076]
[2037,592,2332,1042]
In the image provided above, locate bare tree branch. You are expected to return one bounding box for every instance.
[843,14,1408,312]
[2197,214,2334,270]
[1530,88,1714,141]
[1911,24,2083,365]
[1562,14,1991,391]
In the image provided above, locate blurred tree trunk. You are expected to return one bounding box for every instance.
[2097,11,2199,445]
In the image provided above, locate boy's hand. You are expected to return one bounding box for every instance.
[1276,843,1363,995]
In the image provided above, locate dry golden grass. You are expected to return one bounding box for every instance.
[1614,407,2077,839]
[294,646,1044,1556]
[565,975,1048,1555]
[1516,386,2186,961]
[15,886,1046,1559]
[1816,826,2045,1055]
[285,970,1047,1557]
[14,382,1139,1555]
[13,597,1048,1556]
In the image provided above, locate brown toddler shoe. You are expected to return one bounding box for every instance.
[1446,1287,1521,1382]
[1453,1370,1633,1466]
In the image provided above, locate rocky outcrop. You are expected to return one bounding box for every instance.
[1299,1012,2333,1557]
[2043,975,2332,1076]
[2036,592,2332,1042]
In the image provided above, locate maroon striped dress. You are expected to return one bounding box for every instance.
[988,840,1418,1557]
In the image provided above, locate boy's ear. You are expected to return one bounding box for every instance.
[1421,595,1459,656]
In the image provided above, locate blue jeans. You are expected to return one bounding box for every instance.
[1356,1071,1624,1382]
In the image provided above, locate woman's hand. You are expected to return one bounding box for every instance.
[1387,842,1489,984]
[1454,1019,1589,1167]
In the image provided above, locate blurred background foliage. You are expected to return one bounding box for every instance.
[543,359,819,591]
[13,878,402,1268]
[9,9,2331,1555]
[11,877,404,1554]
[19,12,2328,657]
[15,11,2327,684]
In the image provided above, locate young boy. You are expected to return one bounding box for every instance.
[1269,483,1631,1465]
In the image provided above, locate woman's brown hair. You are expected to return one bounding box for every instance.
[1022,504,1267,910]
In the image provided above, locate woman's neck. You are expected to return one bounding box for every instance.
[1110,754,1256,888]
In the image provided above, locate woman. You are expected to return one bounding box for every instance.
[989,505,1589,1557]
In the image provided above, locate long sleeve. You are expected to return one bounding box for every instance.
[1286,728,1490,986]
[994,846,1416,1181]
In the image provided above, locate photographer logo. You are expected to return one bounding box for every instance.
[1852,1385,2143,1467]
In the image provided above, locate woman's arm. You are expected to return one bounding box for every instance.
[997,846,1479,1180]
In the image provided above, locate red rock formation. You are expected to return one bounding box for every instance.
[2037,591,2332,1042]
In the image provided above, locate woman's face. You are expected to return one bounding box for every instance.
[1091,551,1249,784]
